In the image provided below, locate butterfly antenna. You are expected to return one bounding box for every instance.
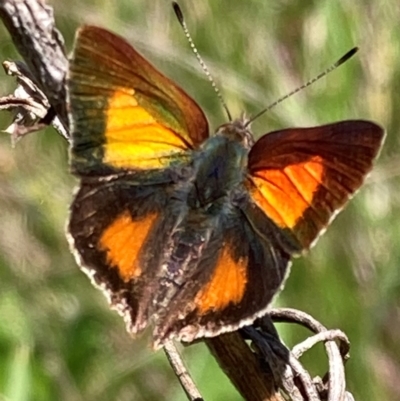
[245,47,359,127]
[172,2,232,121]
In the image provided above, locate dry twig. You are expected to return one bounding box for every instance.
[0,0,69,131]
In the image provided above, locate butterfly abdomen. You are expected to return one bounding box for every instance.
[154,223,212,309]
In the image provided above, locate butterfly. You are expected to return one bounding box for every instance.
[67,26,384,348]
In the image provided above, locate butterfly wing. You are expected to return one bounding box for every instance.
[68,26,208,335]
[68,26,209,176]
[245,120,385,249]
[152,209,295,345]
[68,179,169,334]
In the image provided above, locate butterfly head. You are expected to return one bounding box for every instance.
[215,118,255,150]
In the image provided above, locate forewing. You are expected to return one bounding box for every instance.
[246,120,385,248]
[68,26,209,175]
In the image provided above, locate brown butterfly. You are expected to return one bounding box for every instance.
[67,26,384,348]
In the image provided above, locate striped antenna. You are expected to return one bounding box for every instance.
[173,2,232,121]
[245,47,359,127]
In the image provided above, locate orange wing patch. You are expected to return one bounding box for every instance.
[103,89,190,170]
[99,211,157,281]
[247,155,324,229]
[195,244,248,313]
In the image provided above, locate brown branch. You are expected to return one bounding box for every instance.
[164,341,203,401]
[1,60,67,142]
[207,310,355,401]
[206,332,284,401]
[0,0,69,133]
[269,309,353,401]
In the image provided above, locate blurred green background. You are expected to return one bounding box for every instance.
[0,0,399,400]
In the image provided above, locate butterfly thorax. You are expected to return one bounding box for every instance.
[189,120,252,210]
